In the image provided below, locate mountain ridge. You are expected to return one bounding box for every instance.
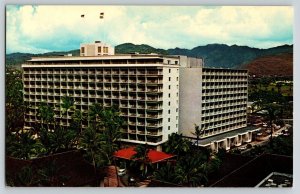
[6,43,293,71]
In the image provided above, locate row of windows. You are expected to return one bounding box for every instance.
[202,122,247,133]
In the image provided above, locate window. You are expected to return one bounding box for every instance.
[168,118,170,122]
[167,60,171,64]
[176,116,178,120]
[176,108,178,112]
[169,85,171,89]
[175,61,178,65]
[168,126,170,130]
[176,77,178,81]
[176,92,178,97]
[168,93,171,98]
[81,47,85,53]
[103,47,108,53]
[98,46,101,53]
[168,101,170,106]
[168,110,171,114]
[169,77,171,81]
[169,69,171,73]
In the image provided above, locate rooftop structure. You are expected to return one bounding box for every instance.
[80,41,115,56]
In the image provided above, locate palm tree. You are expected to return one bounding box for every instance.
[70,109,84,133]
[79,126,105,182]
[263,103,282,145]
[131,144,150,178]
[153,162,176,184]
[60,96,75,115]
[88,103,104,130]
[191,124,205,147]
[6,130,42,159]
[37,103,54,130]
[174,154,208,187]
[164,133,191,157]
[88,104,124,164]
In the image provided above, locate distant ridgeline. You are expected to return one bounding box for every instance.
[6,43,293,73]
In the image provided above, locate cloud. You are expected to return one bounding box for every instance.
[6,5,293,54]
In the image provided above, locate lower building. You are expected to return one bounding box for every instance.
[179,62,259,151]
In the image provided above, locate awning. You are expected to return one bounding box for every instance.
[114,147,175,164]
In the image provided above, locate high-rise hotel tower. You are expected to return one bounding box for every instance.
[22,41,258,151]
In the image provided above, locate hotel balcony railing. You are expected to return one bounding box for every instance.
[138,114,146,117]
[146,131,162,136]
[147,71,161,75]
[137,97,146,100]
[146,89,160,92]
[146,114,160,118]
[137,122,145,126]
[147,123,161,127]
[147,106,161,110]
[128,113,137,117]
[137,71,146,75]
[128,130,136,134]
[137,105,145,109]
[147,97,161,101]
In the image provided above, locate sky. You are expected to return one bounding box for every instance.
[6,5,293,54]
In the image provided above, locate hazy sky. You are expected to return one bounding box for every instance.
[6,5,293,54]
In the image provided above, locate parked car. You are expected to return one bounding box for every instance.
[118,168,126,176]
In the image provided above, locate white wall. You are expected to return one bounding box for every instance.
[162,66,179,142]
[179,67,202,137]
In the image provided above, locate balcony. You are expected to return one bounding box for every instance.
[146,131,162,136]
[147,123,161,127]
[147,106,161,110]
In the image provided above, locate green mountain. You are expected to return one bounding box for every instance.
[6,43,293,69]
[167,44,293,68]
[115,43,168,55]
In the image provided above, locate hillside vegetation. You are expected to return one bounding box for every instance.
[6,43,293,72]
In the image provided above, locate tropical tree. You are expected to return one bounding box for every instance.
[131,144,150,178]
[60,96,75,115]
[174,154,208,187]
[79,127,106,179]
[191,124,205,147]
[37,102,54,130]
[6,130,42,159]
[5,68,25,133]
[164,133,191,157]
[261,103,282,145]
[70,109,84,133]
[88,104,124,164]
[153,162,177,184]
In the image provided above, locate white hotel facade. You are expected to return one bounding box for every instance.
[22,41,259,151]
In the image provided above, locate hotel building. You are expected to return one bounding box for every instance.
[22,41,259,151]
